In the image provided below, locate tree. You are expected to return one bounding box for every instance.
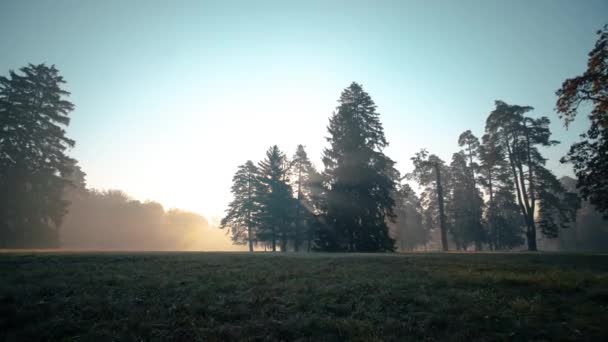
[320,82,396,252]
[391,183,428,251]
[0,64,76,248]
[410,150,449,251]
[485,100,577,250]
[256,145,294,252]
[291,145,317,252]
[478,133,524,250]
[556,25,608,218]
[220,161,259,252]
[457,130,480,183]
[447,152,485,250]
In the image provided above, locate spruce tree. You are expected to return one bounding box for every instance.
[220,161,259,252]
[256,145,294,252]
[291,145,317,252]
[0,64,76,248]
[320,82,396,252]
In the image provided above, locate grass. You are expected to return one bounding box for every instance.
[1,252,607,341]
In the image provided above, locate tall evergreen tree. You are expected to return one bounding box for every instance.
[485,100,578,250]
[410,150,449,251]
[256,145,293,252]
[447,152,485,250]
[291,145,317,252]
[0,64,76,248]
[320,82,396,252]
[455,130,484,250]
[457,130,480,183]
[220,161,259,252]
[556,25,608,218]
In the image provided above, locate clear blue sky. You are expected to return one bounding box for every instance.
[1,0,606,219]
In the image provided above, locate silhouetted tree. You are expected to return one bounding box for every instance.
[391,183,428,251]
[410,150,449,251]
[447,152,485,250]
[319,82,396,252]
[456,130,484,250]
[458,130,480,183]
[556,25,608,218]
[486,100,577,250]
[0,64,76,248]
[256,145,293,252]
[221,161,259,252]
[291,145,317,252]
[478,133,524,249]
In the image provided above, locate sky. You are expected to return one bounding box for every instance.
[0,0,606,220]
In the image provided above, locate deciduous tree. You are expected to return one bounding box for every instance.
[556,25,608,217]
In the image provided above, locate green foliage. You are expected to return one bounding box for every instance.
[410,150,449,251]
[447,152,485,250]
[0,64,76,248]
[485,100,578,250]
[319,82,396,252]
[220,161,259,251]
[256,145,294,252]
[291,145,319,252]
[477,133,525,249]
[557,25,608,218]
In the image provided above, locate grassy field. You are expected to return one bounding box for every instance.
[1,252,607,341]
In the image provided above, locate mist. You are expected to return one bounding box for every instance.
[61,186,245,251]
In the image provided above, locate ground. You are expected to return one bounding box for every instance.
[1,252,607,341]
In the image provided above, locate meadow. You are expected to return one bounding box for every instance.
[1,252,607,341]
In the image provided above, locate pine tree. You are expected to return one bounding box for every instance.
[456,130,485,250]
[220,161,259,252]
[0,64,76,248]
[256,145,294,252]
[457,130,480,184]
[320,82,397,252]
[478,133,524,250]
[447,152,485,250]
[485,100,578,250]
[410,150,449,251]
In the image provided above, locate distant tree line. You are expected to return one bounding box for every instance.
[1,25,607,251]
[0,64,224,250]
[61,168,225,250]
[221,26,608,252]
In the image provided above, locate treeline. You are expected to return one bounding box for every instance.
[0,64,232,250]
[61,170,233,250]
[221,26,608,252]
[221,86,578,252]
[1,26,606,251]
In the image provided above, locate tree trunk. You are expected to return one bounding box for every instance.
[294,167,302,252]
[435,164,448,251]
[248,225,253,252]
[272,225,276,252]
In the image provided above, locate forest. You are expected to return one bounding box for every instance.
[0,26,607,253]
